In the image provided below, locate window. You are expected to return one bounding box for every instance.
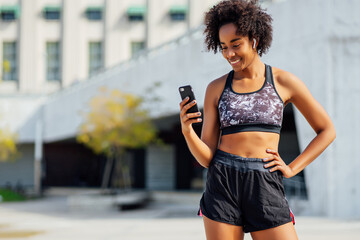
[169,6,187,21]
[2,42,17,81]
[131,41,145,57]
[0,5,20,21]
[86,7,102,20]
[89,42,103,77]
[127,6,146,21]
[43,6,61,20]
[46,42,61,81]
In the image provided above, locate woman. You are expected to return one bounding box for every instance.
[179,0,336,239]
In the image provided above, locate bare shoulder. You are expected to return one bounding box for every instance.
[271,66,310,104]
[207,72,227,90]
[271,66,302,87]
[204,72,228,105]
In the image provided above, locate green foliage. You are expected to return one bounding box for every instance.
[0,127,21,162]
[0,188,26,202]
[77,86,159,158]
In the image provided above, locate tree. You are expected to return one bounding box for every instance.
[0,126,20,162]
[0,63,21,162]
[77,86,159,191]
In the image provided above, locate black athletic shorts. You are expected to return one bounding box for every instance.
[197,149,294,233]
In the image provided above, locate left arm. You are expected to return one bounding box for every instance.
[264,70,336,178]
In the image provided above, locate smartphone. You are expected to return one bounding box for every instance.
[179,85,200,118]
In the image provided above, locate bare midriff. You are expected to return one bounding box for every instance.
[218,131,280,159]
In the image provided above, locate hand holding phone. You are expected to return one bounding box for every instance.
[179,85,199,114]
[179,85,202,123]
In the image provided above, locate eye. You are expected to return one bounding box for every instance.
[233,44,240,48]
[220,46,227,51]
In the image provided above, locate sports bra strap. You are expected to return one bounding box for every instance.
[225,70,234,88]
[265,64,274,86]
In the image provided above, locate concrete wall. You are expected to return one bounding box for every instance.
[262,0,358,218]
[0,143,35,188]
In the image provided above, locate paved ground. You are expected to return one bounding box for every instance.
[0,188,359,239]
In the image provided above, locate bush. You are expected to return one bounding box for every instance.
[0,188,26,202]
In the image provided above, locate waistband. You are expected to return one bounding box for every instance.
[221,124,281,135]
[210,149,269,173]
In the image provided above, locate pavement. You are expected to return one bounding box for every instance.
[0,188,359,240]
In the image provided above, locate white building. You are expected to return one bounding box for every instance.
[0,0,218,94]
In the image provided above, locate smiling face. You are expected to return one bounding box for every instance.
[219,23,256,71]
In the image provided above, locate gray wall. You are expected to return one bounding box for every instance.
[146,145,175,190]
[263,0,359,218]
[0,144,35,188]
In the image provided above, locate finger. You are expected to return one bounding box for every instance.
[181,114,189,123]
[181,113,202,124]
[186,112,201,119]
[269,165,281,172]
[180,100,197,116]
[187,118,202,124]
[185,100,197,110]
[262,156,275,162]
[264,160,278,168]
[266,148,279,156]
[179,97,190,108]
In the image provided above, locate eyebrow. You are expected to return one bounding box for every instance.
[220,38,242,45]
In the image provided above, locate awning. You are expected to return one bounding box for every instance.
[127,6,146,16]
[86,6,103,12]
[169,5,187,14]
[43,6,61,12]
[0,5,21,18]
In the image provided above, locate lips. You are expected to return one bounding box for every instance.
[229,59,241,65]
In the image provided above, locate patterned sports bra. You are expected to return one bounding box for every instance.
[218,64,284,135]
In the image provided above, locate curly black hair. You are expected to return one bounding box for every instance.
[203,0,273,56]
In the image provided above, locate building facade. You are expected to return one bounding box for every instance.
[0,0,218,94]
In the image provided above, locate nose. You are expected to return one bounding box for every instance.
[226,48,235,59]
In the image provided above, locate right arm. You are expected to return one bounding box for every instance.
[179,80,222,168]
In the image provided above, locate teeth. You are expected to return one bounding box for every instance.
[230,59,240,64]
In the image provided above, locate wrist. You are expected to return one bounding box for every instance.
[287,165,298,178]
[182,127,195,137]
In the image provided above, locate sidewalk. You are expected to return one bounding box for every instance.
[0,189,359,239]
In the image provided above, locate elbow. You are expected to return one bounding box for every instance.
[203,163,210,169]
[317,122,336,142]
[323,124,337,143]
[331,127,336,142]
[202,160,212,169]
[329,122,336,141]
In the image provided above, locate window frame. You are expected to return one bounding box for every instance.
[127,6,146,22]
[2,41,18,81]
[46,41,61,81]
[88,42,103,77]
[43,6,61,20]
[0,5,20,21]
[169,6,187,21]
[85,7,103,21]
